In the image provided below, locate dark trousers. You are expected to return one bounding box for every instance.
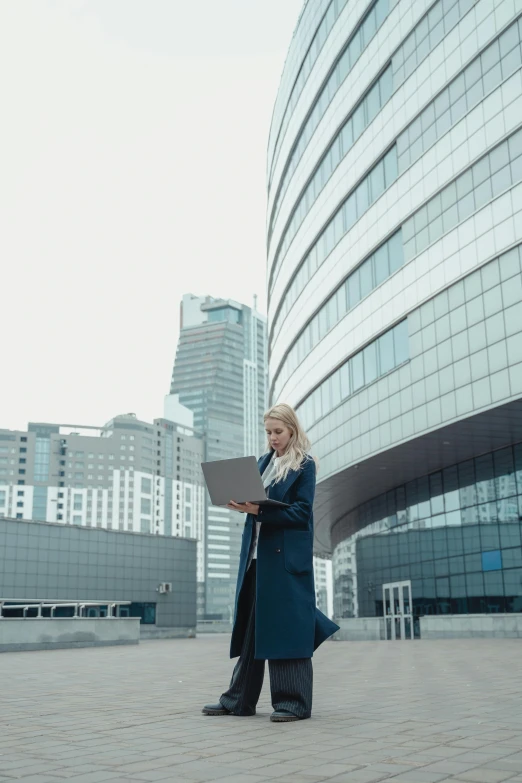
[219,560,313,718]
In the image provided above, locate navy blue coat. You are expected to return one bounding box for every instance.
[230,451,340,660]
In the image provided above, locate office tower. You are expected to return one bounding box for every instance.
[171,294,267,620]
[268,0,522,629]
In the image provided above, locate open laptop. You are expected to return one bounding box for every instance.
[201,456,290,509]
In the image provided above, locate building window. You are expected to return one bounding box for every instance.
[16,513,23,519]
[16,501,23,508]
[298,320,409,428]
[482,551,502,572]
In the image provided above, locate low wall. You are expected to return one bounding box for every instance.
[196,622,233,634]
[0,618,140,653]
[140,625,196,640]
[420,614,522,639]
[332,617,384,641]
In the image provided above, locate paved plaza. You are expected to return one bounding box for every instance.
[1,634,522,783]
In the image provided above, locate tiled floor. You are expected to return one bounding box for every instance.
[1,634,522,782]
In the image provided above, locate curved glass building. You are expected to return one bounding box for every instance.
[267,0,522,630]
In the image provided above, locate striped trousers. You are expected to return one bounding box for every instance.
[219,560,313,718]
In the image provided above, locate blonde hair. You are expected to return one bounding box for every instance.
[264,403,315,482]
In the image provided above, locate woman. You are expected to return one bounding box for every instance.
[202,403,339,722]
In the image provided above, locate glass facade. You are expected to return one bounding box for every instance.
[34,436,50,482]
[297,319,409,430]
[269,0,392,239]
[268,0,522,627]
[271,146,398,346]
[273,230,403,396]
[269,0,480,304]
[333,443,522,622]
[269,0,350,188]
[397,17,522,174]
[270,66,394,289]
[403,127,522,261]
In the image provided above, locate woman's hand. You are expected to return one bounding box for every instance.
[227,500,260,516]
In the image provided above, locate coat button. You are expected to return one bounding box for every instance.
[275,548,281,553]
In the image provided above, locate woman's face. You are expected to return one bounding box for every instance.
[265,417,292,456]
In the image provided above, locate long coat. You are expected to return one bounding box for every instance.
[230,451,340,660]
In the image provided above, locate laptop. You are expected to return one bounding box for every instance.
[201,456,290,509]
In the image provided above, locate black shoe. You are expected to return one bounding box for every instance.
[270,709,301,722]
[202,703,230,716]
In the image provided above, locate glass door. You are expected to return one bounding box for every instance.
[383,581,414,640]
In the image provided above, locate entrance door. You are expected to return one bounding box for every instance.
[383,581,414,640]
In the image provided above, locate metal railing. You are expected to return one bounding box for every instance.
[0,598,131,619]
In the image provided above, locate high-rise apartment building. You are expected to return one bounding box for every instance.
[0,400,206,593]
[268,0,522,631]
[171,294,267,620]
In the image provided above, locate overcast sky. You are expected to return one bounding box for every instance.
[0,0,302,431]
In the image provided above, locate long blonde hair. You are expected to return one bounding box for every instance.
[264,403,314,482]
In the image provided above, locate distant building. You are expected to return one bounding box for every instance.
[171,294,267,621]
[314,556,333,618]
[0,404,206,610]
[0,516,196,634]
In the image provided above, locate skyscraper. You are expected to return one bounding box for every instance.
[171,294,267,620]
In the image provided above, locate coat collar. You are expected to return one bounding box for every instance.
[257,449,303,501]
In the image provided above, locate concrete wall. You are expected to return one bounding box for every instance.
[141,626,197,640]
[196,621,233,634]
[0,618,140,652]
[0,518,196,630]
[332,617,384,641]
[331,614,522,641]
[421,614,522,639]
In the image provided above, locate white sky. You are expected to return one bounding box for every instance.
[0,0,303,431]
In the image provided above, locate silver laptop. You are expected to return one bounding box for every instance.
[201,456,290,508]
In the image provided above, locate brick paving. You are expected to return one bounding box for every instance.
[1,634,522,782]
